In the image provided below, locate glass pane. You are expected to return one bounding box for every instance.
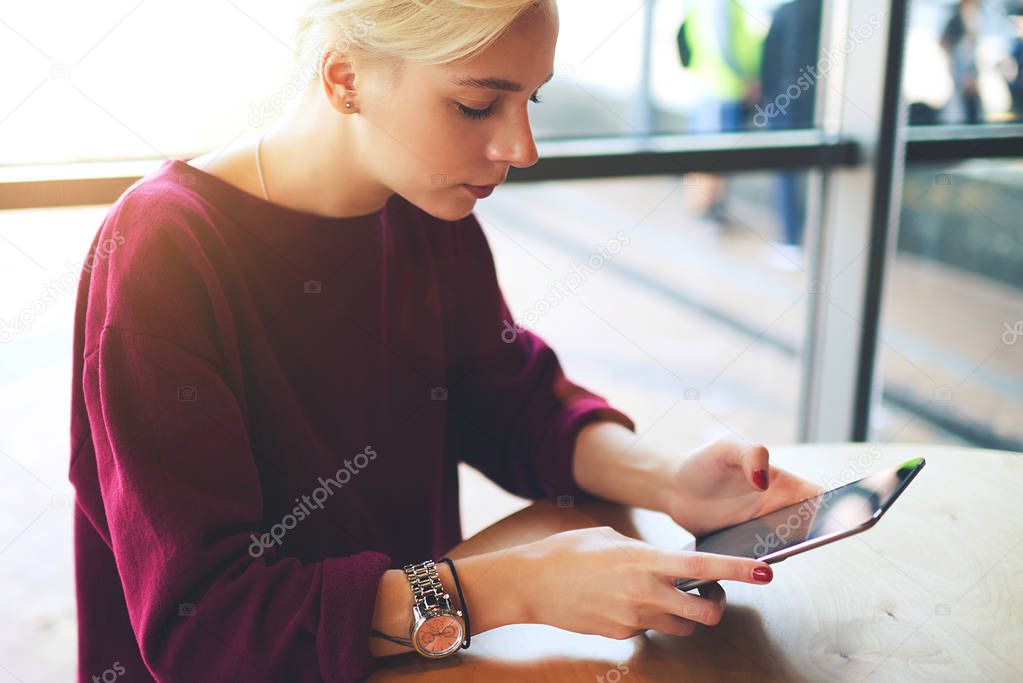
[0,1,828,166]
[872,159,1023,449]
[654,0,824,135]
[905,0,1023,125]
[0,1,313,166]
[2,0,645,163]
[478,170,814,454]
[529,0,648,138]
[0,204,106,681]
[536,0,824,139]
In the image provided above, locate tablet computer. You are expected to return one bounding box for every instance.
[674,457,926,591]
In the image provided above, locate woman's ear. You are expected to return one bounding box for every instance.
[321,49,359,114]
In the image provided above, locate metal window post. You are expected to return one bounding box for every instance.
[798,0,911,442]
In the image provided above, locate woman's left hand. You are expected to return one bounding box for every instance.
[659,437,824,538]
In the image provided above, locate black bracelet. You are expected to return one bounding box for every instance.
[437,556,470,649]
[369,628,412,648]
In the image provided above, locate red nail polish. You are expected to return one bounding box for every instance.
[752,565,773,583]
[753,469,768,490]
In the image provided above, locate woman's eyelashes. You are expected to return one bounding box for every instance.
[456,93,543,120]
[456,102,494,120]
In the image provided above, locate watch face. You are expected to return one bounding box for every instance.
[415,614,463,656]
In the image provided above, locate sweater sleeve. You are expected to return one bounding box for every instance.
[81,191,390,682]
[444,212,637,502]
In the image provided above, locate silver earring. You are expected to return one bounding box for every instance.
[345,101,352,109]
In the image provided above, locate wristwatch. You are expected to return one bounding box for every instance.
[403,559,466,658]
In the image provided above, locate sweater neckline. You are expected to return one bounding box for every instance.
[163,157,393,229]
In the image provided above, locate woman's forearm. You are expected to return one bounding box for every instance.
[571,420,675,513]
[368,421,676,658]
[368,547,530,657]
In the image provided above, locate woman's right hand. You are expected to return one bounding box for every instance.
[515,526,773,639]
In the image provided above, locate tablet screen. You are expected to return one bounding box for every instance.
[678,457,924,575]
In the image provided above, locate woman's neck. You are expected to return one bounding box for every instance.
[259,97,395,219]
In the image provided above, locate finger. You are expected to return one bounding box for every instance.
[738,442,771,491]
[797,470,830,496]
[644,612,698,637]
[715,439,770,490]
[649,582,725,627]
[697,580,727,613]
[783,466,828,498]
[653,549,774,584]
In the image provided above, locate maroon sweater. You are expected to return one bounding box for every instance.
[68,159,635,683]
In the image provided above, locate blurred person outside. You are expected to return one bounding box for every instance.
[759,0,822,269]
[679,0,765,227]
[941,0,984,124]
[1000,1,1023,120]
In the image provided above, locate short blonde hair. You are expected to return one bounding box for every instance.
[293,0,550,74]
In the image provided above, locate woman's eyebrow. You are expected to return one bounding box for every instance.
[449,72,554,92]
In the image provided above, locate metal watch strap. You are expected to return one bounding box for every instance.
[403,559,452,611]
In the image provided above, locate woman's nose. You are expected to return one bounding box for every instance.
[488,110,539,169]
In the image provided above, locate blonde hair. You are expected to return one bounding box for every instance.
[293,0,549,75]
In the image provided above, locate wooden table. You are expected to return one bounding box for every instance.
[372,443,1023,681]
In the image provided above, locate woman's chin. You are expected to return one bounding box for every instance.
[416,192,478,223]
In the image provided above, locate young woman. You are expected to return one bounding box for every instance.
[68,1,820,680]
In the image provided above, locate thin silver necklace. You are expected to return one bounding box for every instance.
[256,130,269,201]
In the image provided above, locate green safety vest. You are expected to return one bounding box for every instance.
[683,0,765,100]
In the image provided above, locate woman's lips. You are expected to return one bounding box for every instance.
[461,183,495,198]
